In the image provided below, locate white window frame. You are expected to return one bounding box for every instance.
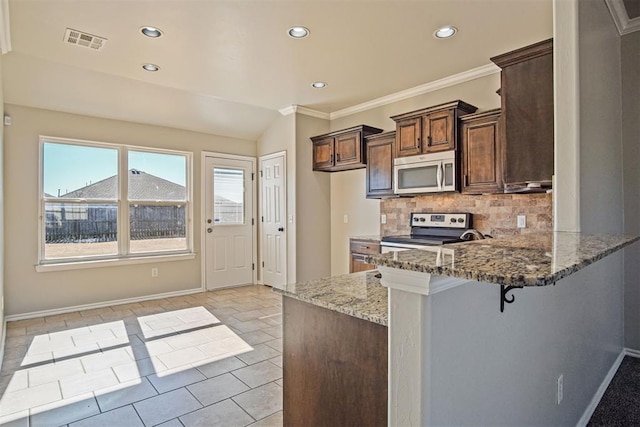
[36,135,194,272]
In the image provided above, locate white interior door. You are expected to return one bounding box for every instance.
[204,156,254,290]
[259,152,287,289]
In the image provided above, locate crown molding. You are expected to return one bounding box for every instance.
[605,0,640,35]
[0,0,11,54]
[279,63,500,122]
[330,63,500,120]
[278,104,330,120]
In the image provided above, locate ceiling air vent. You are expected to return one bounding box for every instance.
[64,28,107,50]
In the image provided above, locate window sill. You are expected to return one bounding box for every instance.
[35,252,196,272]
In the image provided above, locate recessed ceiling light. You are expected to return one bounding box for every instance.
[140,26,163,38]
[311,81,327,88]
[434,25,457,39]
[142,63,160,72]
[288,26,310,39]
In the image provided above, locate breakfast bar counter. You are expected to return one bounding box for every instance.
[367,231,640,287]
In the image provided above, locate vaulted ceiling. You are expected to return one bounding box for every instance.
[2,0,557,140]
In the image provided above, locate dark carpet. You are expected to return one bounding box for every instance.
[588,356,640,426]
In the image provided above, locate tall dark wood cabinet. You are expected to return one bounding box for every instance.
[491,39,554,191]
[310,125,383,172]
[390,100,477,158]
[365,131,396,198]
[461,109,503,194]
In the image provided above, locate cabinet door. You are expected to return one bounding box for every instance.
[335,131,361,167]
[395,117,422,158]
[312,136,334,171]
[461,112,502,194]
[423,110,455,152]
[366,135,394,198]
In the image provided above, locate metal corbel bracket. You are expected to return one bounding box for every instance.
[500,285,521,313]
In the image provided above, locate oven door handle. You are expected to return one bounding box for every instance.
[436,162,443,190]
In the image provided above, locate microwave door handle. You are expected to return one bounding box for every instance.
[436,162,443,190]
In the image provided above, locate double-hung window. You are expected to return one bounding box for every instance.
[39,136,192,266]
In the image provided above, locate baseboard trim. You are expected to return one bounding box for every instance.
[625,347,640,358]
[5,288,204,322]
[577,350,626,427]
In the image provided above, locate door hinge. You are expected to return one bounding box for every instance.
[262,261,265,267]
[252,263,255,271]
[252,218,255,225]
[260,170,263,177]
[252,173,255,181]
[261,216,264,222]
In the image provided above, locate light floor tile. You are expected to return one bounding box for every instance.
[30,393,100,427]
[236,344,281,366]
[134,388,202,426]
[269,355,283,368]
[147,366,207,394]
[0,409,29,427]
[95,377,158,412]
[164,330,211,350]
[0,382,62,416]
[233,382,282,421]
[112,357,166,382]
[59,368,120,398]
[264,339,282,352]
[197,336,253,359]
[232,361,282,389]
[232,319,270,333]
[155,418,184,427]
[187,373,250,406]
[261,326,282,338]
[0,371,29,394]
[69,405,144,427]
[156,346,209,369]
[249,411,283,427]
[238,331,277,345]
[196,356,247,378]
[80,347,133,372]
[180,399,254,427]
[28,359,85,387]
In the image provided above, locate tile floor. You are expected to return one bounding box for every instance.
[0,285,283,427]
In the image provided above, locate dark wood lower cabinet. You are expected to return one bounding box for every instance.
[283,296,388,427]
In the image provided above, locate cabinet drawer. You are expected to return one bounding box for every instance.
[350,240,380,255]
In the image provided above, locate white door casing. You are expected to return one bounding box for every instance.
[203,154,256,290]
[259,152,287,289]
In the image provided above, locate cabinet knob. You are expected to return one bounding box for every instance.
[336,153,340,162]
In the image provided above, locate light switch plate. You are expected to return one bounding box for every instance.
[343,214,349,224]
[381,214,387,224]
[517,215,526,228]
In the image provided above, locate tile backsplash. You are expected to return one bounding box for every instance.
[381,193,552,237]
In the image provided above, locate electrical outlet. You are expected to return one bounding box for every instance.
[151,267,158,278]
[381,214,387,224]
[517,215,526,228]
[343,214,349,224]
[557,374,563,405]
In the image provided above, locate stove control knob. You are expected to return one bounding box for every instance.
[458,218,464,223]
[413,217,419,222]
[450,218,456,223]
[419,217,426,222]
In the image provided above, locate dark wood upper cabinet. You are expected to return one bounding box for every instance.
[490,39,554,191]
[311,125,384,172]
[391,100,477,158]
[365,131,396,199]
[461,109,503,194]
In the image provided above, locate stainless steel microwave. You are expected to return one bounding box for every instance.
[393,151,456,194]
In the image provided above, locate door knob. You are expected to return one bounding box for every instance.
[278,227,284,232]
[207,228,213,233]
[207,219,212,224]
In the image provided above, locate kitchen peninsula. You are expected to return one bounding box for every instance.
[278,231,639,426]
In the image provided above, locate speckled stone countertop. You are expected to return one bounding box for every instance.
[275,270,388,326]
[367,232,639,287]
[350,235,381,242]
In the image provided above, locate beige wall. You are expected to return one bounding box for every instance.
[294,114,331,282]
[3,104,256,316]
[329,74,502,275]
[622,30,640,350]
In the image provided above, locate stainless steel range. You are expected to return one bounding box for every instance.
[381,212,472,253]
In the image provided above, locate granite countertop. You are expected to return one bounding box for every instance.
[367,232,639,287]
[274,270,388,326]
